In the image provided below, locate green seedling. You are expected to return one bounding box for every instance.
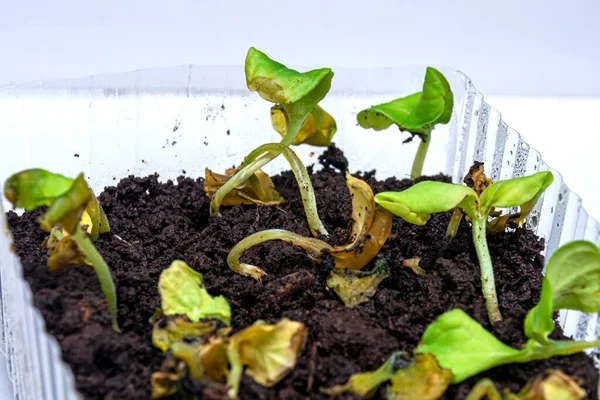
[357,67,453,179]
[227,173,392,281]
[417,241,600,383]
[209,47,334,237]
[4,169,118,331]
[375,171,554,323]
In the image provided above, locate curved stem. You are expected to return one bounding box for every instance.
[411,137,430,180]
[71,227,120,332]
[213,143,329,237]
[471,217,502,324]
[227,229,331,281]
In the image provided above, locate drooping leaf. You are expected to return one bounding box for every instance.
[417,309,521,383]
[45,235,90,272]
[327,257,389,307]
[152,315,220,352]
[245,47,333,106]
[171,337,229,382]
[525,241,600,342]
[357,67,453,135]
[271,104,337,146]
[85,192,111,241]
[375,181,479,225]
[227,318,307,398]
[204,167,283,207]
[3,168,73,211]
[159,260,231,325]
[322,351,408,397]
[388,353,454,400]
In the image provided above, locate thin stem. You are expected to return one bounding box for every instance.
[227,229,331,281]
[411,137,430,180]
[446,208,464,237]
[71,227,120,332]
[471,217,502,324]
[213,143,329,237]
[227,346,243,399]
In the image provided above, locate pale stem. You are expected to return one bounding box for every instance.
[471,217,502,324]
[411,137,430,180]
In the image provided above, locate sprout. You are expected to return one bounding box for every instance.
[465,370,586,400]
[227,173,392,281]
[375,171,554,324]
[323,352,453,399]
[4,169,119,332]
[418,242,600,383]
[326,257,390,307]
[227,318,307,398]
[357,67,453,179]
[210,48,334,237]
[158,260,231,326]
[204,167,283,206]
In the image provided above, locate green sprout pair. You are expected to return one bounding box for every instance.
[375,170,554,324]
[4,169,119,332]
[358,67,454,179]
[208,48,336,237]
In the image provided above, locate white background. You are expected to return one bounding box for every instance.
[1,1,599,398]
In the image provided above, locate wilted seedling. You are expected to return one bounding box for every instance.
[152,315,222,352]
[210,48,334,237]
[357,67,453,179]
[375,171,554,324]
[227,173,392,281]
[465,370,585,400]
[158,260,231,326]
[417,240,600,383]
[323,352,453,399]
[204,167,283,206]
[4,169,119,332]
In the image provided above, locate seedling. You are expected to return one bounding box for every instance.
[227,173,392,281]
[4,169,119,331]
[151,263,306,399]
[417,241,600,383]
[375,171,554,323]
[357,67,453,179]
[209,47,334,237]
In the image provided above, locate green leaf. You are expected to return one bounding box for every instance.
[525,241,600,342]
[245,47,333,106]
[326,258,389,307]
[479,171,554,215]
[375,181,478,225]
[417,309,520,383]
[3,168,73,211]
[158,260,231,325]
[418,308,600,383]
[322,351,407,397]
[357,67,453,134]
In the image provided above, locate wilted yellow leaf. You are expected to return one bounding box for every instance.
[271,105,337,147]
[204,168,284,206]
[152,315,220,352]
[388,353,454,400]
[327,259,389,307]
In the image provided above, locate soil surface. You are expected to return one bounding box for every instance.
[7,144,599,399]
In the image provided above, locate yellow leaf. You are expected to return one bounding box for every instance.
[204,168,283,206]
[151,315,220,352]
[327,258,389,307]
[388,353,454,400]
[227,318,307,397]
[271,105,337,147]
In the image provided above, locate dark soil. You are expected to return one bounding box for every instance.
[7,144,599,399]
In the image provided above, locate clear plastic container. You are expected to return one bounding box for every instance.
[0,65,598,399]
